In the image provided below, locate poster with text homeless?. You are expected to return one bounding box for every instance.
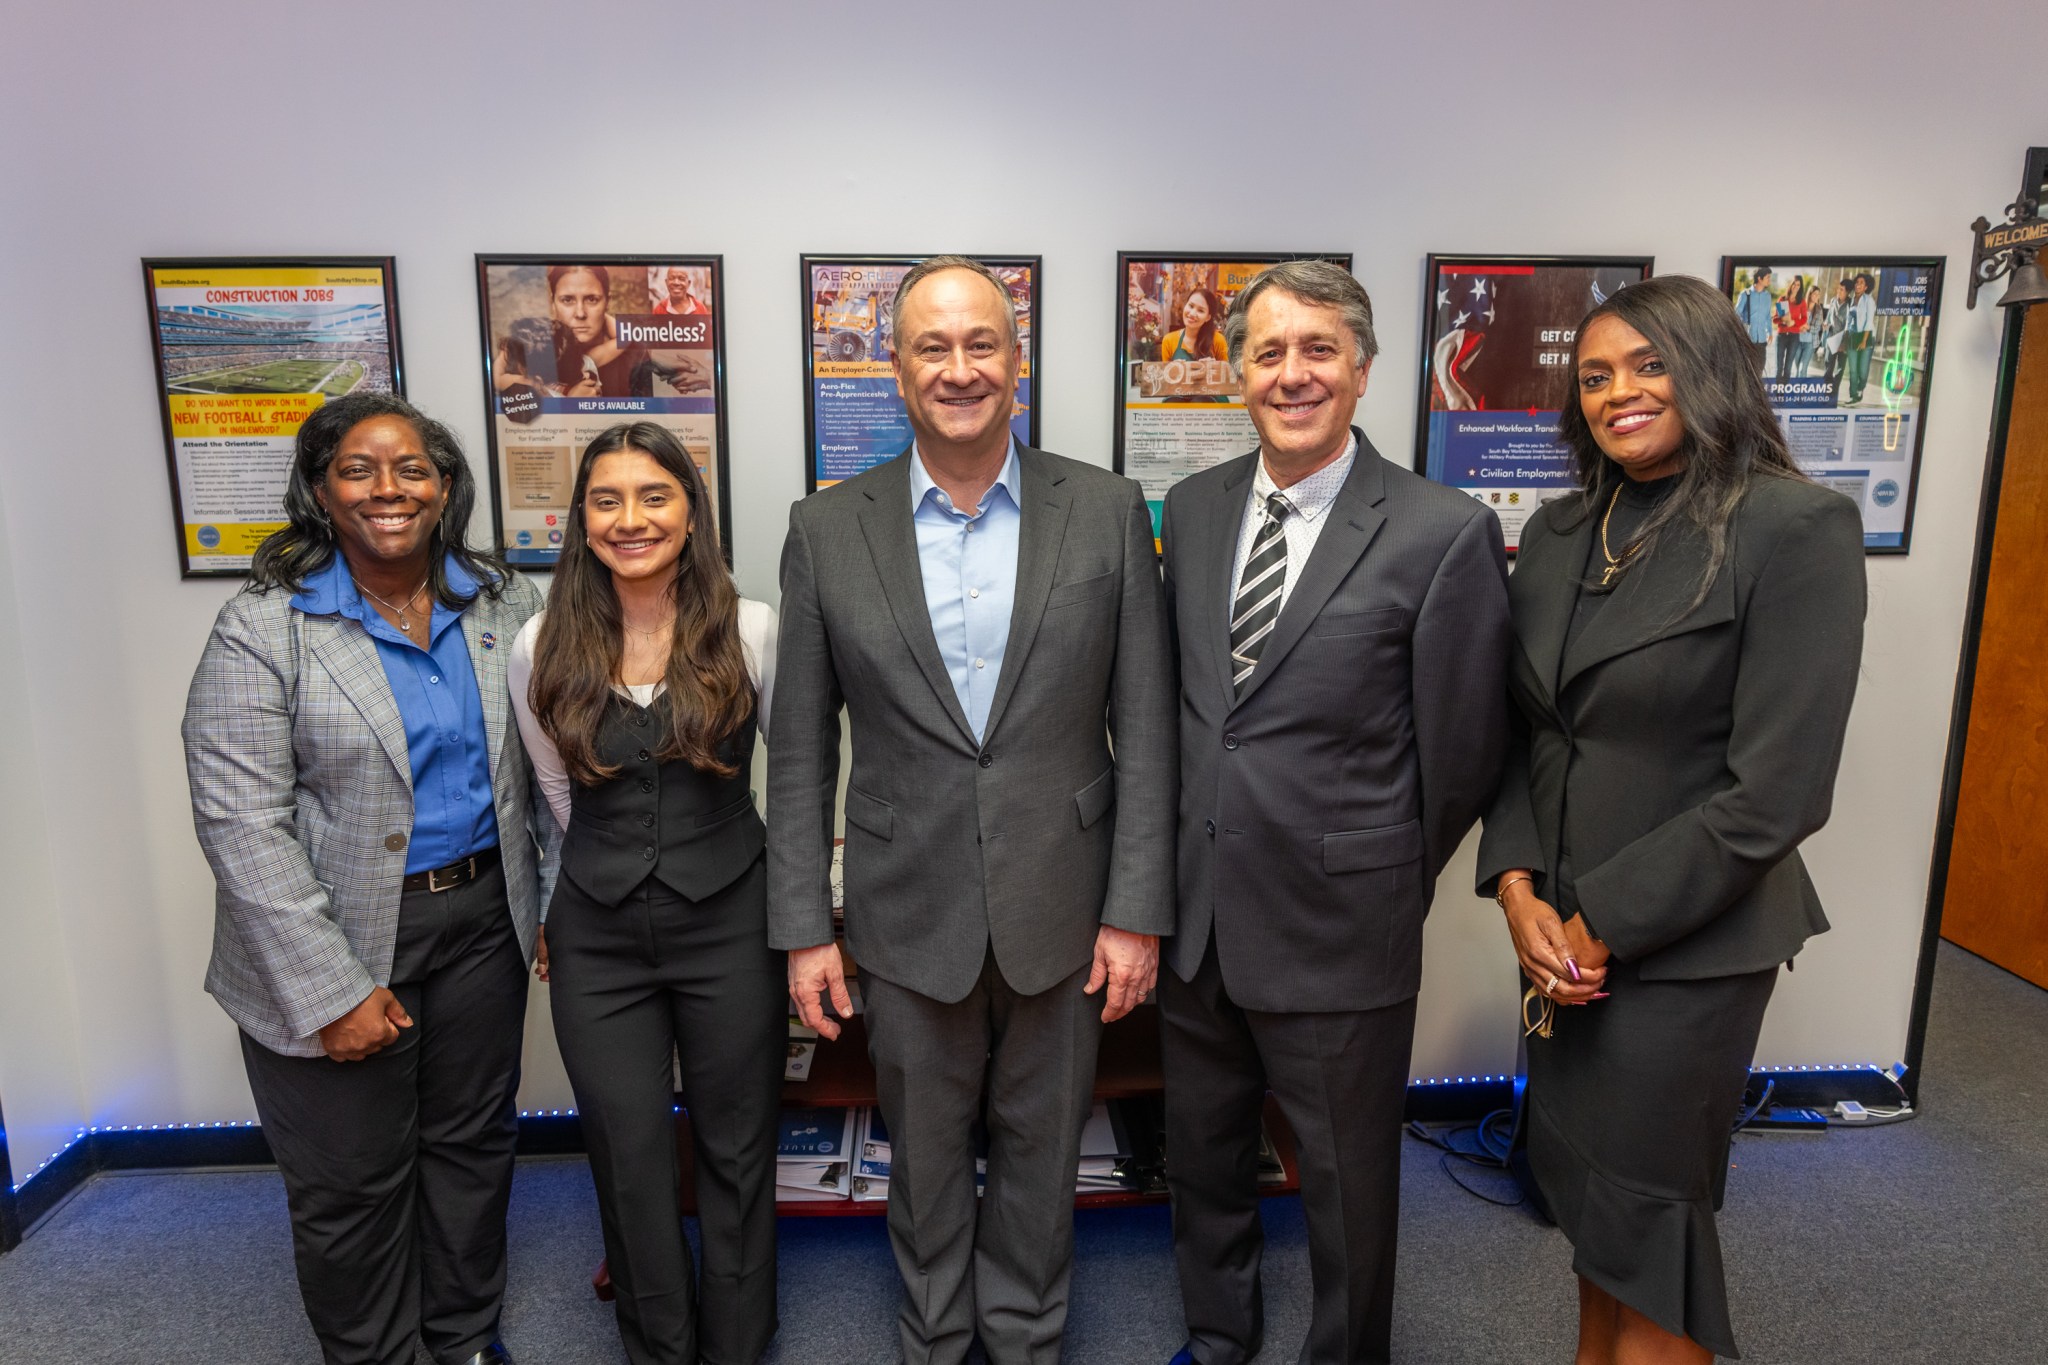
[477,256,729,567]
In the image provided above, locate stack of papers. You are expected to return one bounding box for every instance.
[784,1017,819,1082]
[1076,1101,1135,1193]
[776,1107,856,1203]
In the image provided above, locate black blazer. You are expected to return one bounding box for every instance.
[1162,431,1511,1013]
[1477,475,1867,980]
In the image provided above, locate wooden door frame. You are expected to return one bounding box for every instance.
[1908,304,2033,1107]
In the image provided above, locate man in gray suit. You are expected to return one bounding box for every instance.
[1157,261,1510,1365]
[770,256,1175,1365]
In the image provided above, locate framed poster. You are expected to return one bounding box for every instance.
[1112,251,1351,541]
[1719,256,1945,553]
[801,254,1039,491]
[1413,253,1653,552]
[142,256,403,577]
[476,255,730,568]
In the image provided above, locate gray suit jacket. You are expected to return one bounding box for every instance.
[766,446,1176,1003]
[184,572,556,1057]
[1476,476,1866,978]
[1161,432,1511,1013]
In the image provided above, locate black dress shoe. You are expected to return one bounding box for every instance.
[453,1345,513,1365]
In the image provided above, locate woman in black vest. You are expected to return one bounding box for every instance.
[509,422,780,1365]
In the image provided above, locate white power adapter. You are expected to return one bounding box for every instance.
[1834,1101,1869,1121]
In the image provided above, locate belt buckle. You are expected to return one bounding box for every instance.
[427,856,471,893]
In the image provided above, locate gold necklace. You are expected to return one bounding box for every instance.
[358,578,429,633]
[1597,485,1641,588]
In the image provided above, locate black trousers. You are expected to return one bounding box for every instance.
[862,950,1102,1365]
[547,862,784,1365]
[241,858,527,1365]
[1160,935,1417,1365]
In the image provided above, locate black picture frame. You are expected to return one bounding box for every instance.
[474,254,732,569]
[1718,255,1947,555]
[1111,251,1352,543]
[1411,253,1654,553]
[800,254,1041,493]
[141,255,404,578]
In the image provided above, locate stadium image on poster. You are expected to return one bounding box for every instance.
[143,258,403,577]
[1413,254,1652,552]
[1112,252,1351,543]
[476,256,730,568]
[1720,256,1944,553]
[802,255,1039,491]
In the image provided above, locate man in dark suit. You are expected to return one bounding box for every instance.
[769,256,1176,1365]
[1157,260,1512,1365]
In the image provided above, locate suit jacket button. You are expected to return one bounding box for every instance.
[638,749,652,762]
[1223,733,1240,750]
[642,847,656,861]
[641,813,655,827]
[1205,819,1216,835]
[641,779,655,792]
[978,752,994,768]
[384,832,407,851]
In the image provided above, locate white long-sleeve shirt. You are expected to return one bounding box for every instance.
[507,599,777,833]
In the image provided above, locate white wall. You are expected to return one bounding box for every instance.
[0,0,2034,1165]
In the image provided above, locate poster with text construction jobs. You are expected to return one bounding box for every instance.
[143,257,403,577]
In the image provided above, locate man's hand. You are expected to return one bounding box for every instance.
[1083,926,1158,1023]
[788,943,854,1041]
[534,926,550,983]
[318,986,413,1062]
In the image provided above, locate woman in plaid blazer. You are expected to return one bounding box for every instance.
[183,392,555,1365]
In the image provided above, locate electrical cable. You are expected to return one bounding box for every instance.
[1405,1112,1525,1207]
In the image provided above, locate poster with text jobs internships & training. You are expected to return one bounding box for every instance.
[143,257,404,577]
[1113,252,1351,544]
[802,255,1040,492]
[476,255,731,568]
[1413,254,1653,553]
[1719,257,1944,553]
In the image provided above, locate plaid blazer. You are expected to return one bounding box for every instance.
[184,570,558,1057]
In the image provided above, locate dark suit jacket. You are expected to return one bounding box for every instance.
[1476,475,1867,979]
[1161,430,1511,1014]
[767,446,1177,1004]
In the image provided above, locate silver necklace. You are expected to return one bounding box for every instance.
[358,578,430,633]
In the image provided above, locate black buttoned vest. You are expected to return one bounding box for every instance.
[558,693,763,905]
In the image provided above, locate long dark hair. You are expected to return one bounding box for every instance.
[528,421,750,783]
[1554,275,1808,607]
[1183,285,1224,359]
[246,391,507,602]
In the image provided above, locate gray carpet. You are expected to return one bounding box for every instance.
[2,942,2043,1363]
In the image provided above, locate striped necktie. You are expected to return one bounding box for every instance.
[1230,492,1289,696]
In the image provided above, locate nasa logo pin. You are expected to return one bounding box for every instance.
[481,631,497,651]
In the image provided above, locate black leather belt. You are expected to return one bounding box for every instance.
[401,845,502,894]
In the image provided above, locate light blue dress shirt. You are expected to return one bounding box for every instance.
[910,441,1022,743]
[293,554,500,872]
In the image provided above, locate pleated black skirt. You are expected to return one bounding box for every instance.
[1524,956,1778,1359]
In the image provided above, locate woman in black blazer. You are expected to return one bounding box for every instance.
[1479,276,1865,1364]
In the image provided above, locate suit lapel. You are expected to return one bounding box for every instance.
[1205,454,1259,706]
[1510,499,1594,709]
[983,447,1071,743]
[463,596,511,778]
[306,613,412,789]
[1231,438,1387,713]
[857,452,978,748]
[1557,506,1737,693]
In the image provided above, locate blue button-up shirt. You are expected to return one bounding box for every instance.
[1736,284,1775,343]
[294,555,500,872]
[911,442,1022,743]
